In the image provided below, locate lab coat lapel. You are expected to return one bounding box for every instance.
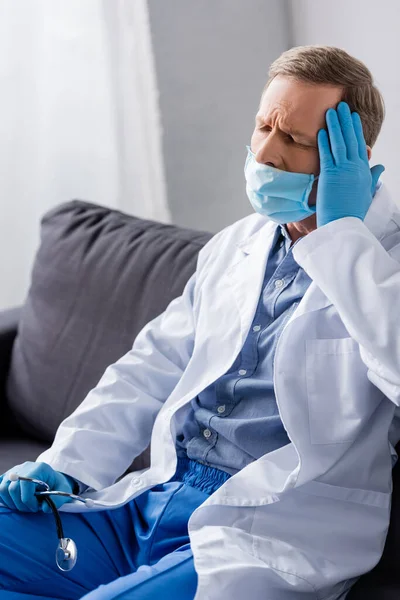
[226,218,333,340]
[225,219,277,347]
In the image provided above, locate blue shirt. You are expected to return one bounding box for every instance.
[175,224,313,475]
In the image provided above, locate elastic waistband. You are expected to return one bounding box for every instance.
[170,457,231,495]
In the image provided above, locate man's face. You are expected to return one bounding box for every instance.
[251,75,343,178]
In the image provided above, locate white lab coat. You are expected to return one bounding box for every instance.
[22,183,400,599]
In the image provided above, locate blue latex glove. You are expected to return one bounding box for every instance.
[316,101,385,228]
[0,461,76,513]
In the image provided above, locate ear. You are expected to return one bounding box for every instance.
[367,145,372,161]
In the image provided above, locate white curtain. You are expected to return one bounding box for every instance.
[0,0,169,311]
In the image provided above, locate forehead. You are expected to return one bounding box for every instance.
[258,75,343,132]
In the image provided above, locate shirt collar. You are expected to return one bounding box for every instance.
[278,223,306,253]
[280,225,292,251]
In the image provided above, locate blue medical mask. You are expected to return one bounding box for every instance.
[244,146,317,224]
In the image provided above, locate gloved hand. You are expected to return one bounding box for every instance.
[0,461,76,513]
[316,101,385,228]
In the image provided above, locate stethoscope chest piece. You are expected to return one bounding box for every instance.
[56,537,78,571]
[8,472,95,571]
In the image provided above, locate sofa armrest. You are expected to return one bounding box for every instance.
[0,307,22,425]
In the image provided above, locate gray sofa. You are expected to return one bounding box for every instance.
[0,200,399,598]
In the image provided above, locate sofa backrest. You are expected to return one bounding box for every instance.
[6,200,212,462]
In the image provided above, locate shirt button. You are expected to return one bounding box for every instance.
[238,369,247,376]
[203,429,212,439]
[217,405,226,414]
[130,478,140,486]
[253,325,261,332]
[274,279,284,288]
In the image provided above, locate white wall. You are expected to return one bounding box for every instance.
[148,0,290,233]
[289,0,399,204]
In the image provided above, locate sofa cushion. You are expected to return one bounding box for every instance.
[6,200,212,446]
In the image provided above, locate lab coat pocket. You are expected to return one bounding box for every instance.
[306,337,369,445]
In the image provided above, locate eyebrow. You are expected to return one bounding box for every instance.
[255,114,316,145]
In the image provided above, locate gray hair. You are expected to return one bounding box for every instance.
[263,45,385,147]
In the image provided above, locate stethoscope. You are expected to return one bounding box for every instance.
[9,473,95,571]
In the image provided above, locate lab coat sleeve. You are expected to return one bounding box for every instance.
[36,231,224,491]
[293,216,400,406]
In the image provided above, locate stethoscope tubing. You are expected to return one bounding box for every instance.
[7,473,94,571]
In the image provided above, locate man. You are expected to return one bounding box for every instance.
[1,45,399,600]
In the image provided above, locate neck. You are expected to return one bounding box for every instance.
[285,213,317,245]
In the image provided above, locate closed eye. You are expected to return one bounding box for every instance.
[259,126,295,142]
[258,125,314,148]
[285,134,314,149]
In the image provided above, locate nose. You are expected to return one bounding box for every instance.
[254,130,282,169]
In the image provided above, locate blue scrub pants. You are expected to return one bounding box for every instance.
[0,457,231,599]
